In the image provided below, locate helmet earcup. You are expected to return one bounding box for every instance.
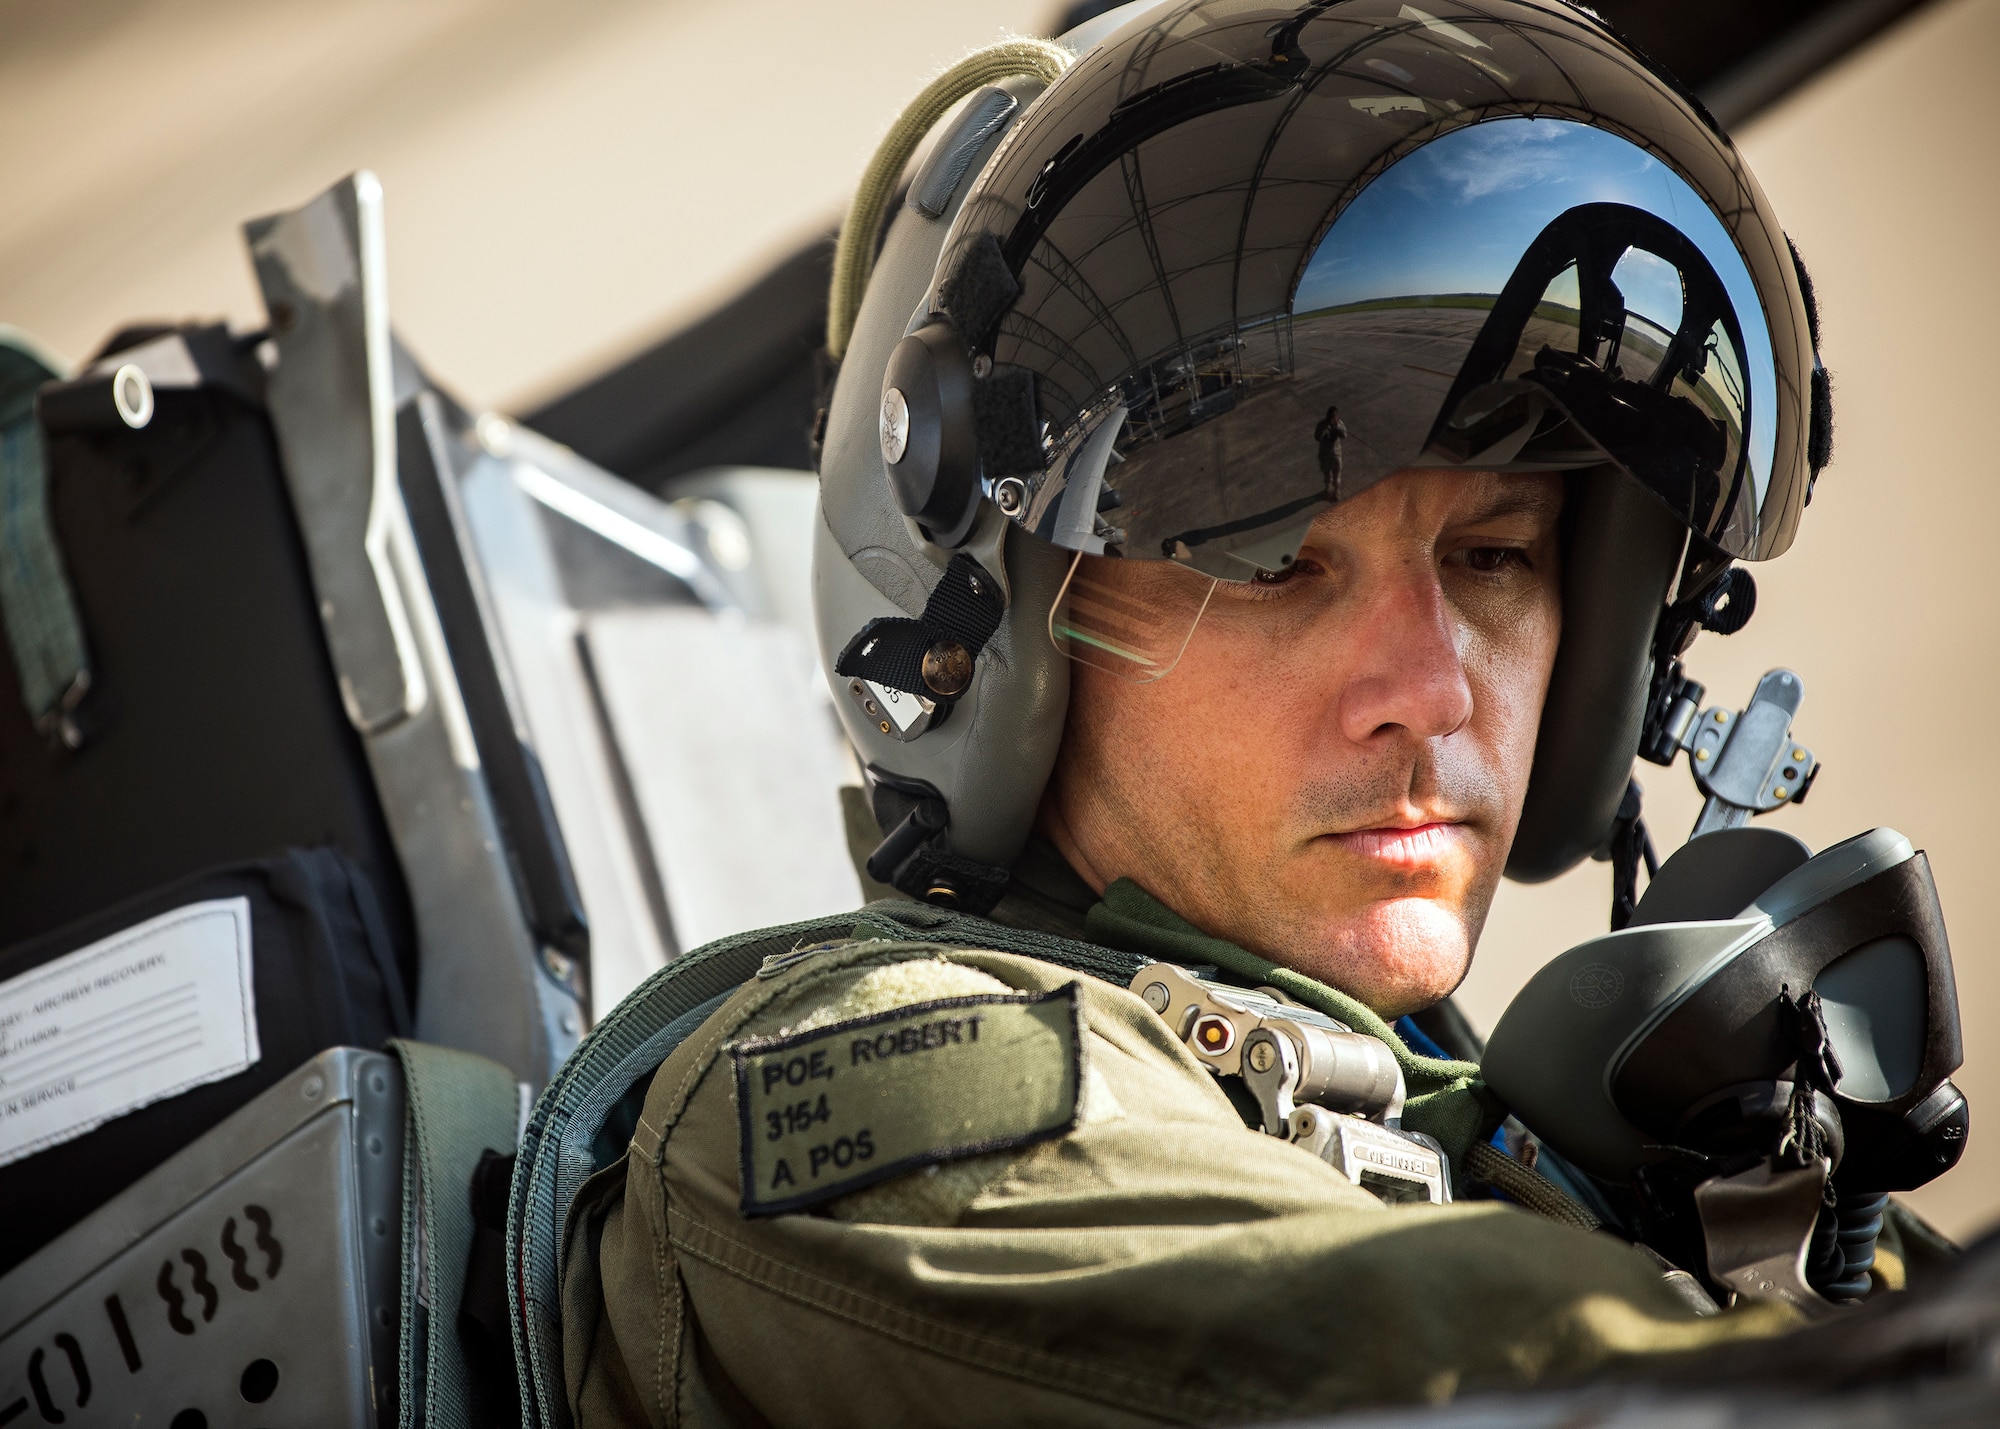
[880,320,981,546]
[1507,472,1685,882]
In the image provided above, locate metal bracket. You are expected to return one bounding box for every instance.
[1288,1106,1452,1205]
[245,171,430,736]
[1681,668,1819,839]
[845,676,938,742]
[244,173,585,1085]
[1128,962,1448,1203]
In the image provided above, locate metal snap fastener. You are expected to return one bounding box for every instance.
[921,640,974,697]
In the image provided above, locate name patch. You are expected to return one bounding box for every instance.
[730,985,1081,1216]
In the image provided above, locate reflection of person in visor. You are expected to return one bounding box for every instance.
[1314,404,1347,491]
[565,4,1945,1424]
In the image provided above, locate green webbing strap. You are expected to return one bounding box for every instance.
[390,1039,520,1429]
[0,332,88,740]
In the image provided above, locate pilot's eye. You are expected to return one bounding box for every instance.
[1463,547,1528,573]
[1252,557,1322,586]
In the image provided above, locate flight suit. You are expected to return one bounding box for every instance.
[559,877,1807,1427]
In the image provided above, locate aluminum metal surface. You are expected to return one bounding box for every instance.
[245,174,581,1084]
[0,1049,403,1428]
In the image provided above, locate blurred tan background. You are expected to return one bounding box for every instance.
[3,0,1995,1237]
[0,0,1047,404]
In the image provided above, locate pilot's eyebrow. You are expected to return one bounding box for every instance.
[1458,482,1564,526]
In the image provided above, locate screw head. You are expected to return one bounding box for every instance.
[1246,1039,1277,1074]
[994,476,1027,516]
[1140,981,1171,1013]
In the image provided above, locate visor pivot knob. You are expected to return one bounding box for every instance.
[921,640,974,697]
[880,387,910,465]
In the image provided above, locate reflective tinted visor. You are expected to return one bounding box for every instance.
[1026,118,1781,577]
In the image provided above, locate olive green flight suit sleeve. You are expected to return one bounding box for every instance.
[566,940,1798,1427]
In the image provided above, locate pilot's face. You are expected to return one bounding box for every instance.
[1042,467,1565,1017]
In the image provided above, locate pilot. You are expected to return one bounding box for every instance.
[559,2,1932,1421]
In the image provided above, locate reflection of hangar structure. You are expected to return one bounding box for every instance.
[531,0,1934,535]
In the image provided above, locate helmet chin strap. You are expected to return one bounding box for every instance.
[1604,778,1660,931]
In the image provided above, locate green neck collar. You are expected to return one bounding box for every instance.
[1084,877,1477,1082]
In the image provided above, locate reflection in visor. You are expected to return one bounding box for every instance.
[1049,552,1217,682]
[1429,201,1758,549]
[1038,118,1780,575]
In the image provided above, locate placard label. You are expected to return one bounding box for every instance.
[0,898,259,1168]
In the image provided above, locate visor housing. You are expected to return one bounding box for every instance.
[936,0,1818,579]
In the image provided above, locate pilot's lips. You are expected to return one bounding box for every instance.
[1326,822,1465,867]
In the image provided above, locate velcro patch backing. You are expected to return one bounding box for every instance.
[730,986,1081,1217]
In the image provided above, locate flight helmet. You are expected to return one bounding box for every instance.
[815,0,1834,910]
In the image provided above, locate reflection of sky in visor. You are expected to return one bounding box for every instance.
[1610,248,1684,333]
[1295,118,1777,496]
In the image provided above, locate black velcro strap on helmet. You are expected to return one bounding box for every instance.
[935,234,1044,480]
[1787,235,1822,349]
[971,366,1041,477]
[938,232,1020,344]
[1808,366,1834,475]
[1789,234,1835,489]
[835,553,1005,700]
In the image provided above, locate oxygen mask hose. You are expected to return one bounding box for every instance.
[1773,985,1884,1303]
[1827,1192,1888,1301]
[826,38,1072,361]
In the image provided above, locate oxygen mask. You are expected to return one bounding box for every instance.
[1485,824,1967,1312]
